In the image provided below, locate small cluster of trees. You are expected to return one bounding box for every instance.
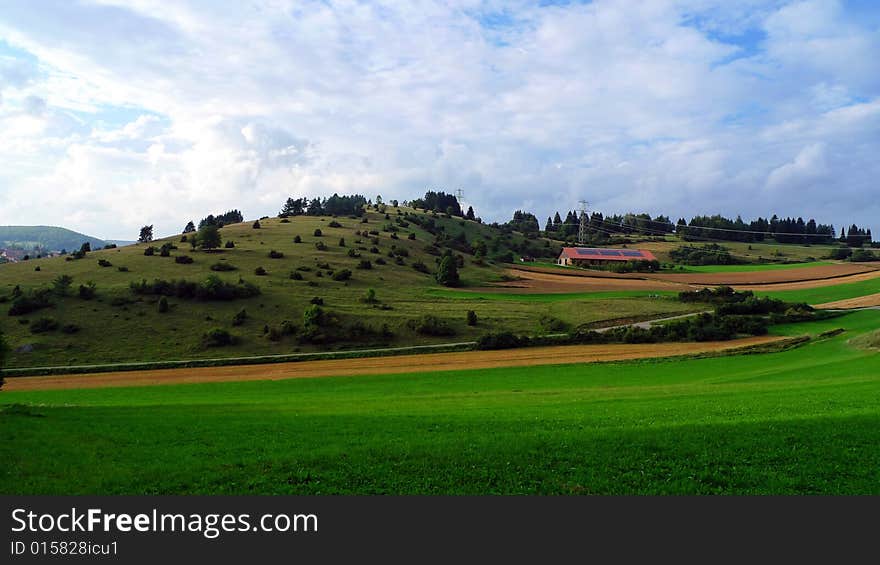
[279,194,369,217]
[669,243,739,266]
[130,275,260,301]
[409,191,463,216]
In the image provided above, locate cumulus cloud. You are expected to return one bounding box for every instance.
[0,0,877,238]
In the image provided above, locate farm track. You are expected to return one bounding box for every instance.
[3,336,783,391]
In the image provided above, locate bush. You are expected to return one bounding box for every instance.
[375,258,387,265]
[294,235,302,243]
[357,259,372,270]
[210,262,236,271]
[224,240,235,249]
[130,275,260,301]
[332,269,352,281]
[174,255,194,264]
[347,248,361,258]
[144,246,155,256]
[328,220,342,228]
[34,266,40,271]
[338,237,346,247]
[538,315,569,332]
[254,266,267,276]
[310,296,324,305]
[78,282,97,300]
[160,247,170,257]
[476,332,528,350]
[157,296,169,313]
[850,249,878,262]
[252,220,261,229]
[8,290,53,316]
[290,271,303,280]
[412,260,429,273]
[670,244,739,266]
[268,250,284,259]
[60,323,80,334]
[408,232,416,240]
[52,274,74,295]
[232,308,247,326]
[98,259,113,267]
[202,328,236,347]
[467,310,478,326]
[117,266,129,272]
[407,315,455,336]
[315,241,327,251]
[30,317,59,333]
[313,228,323,237]
[361,288,378,304]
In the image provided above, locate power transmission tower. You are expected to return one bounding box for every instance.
[578,200,590,245]
[455,188,464,205]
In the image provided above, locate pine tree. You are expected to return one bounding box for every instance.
[183,221,195,233]
[466,206,476,221]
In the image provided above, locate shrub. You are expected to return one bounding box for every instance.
[850,249,878,262]
[232,308,247,326]
[157,296,169,313]
[78,282,97,300]
[347,248,361,258]
[224,240,235,249]
[60,323,80,334]
[98,259,113,267]
[160,247,171,257]
[313,228,323,237]
[252,220,262,229]
[210,262,237,271]
[670,244,739,266]
[538,315,569,332]
[8,290,53,316]
[268,250,284,259]
[175,255,194,264]
[476,332,528,350]
[34,266,40,271]
[412,260,429,273]
[290,271,303,280]
[294,235,302,243]
[328,220,342,228]
[407,315,455,336]
[361,288,378,304]
[280,218,290,223]
[30,317,59,334]
[129,275,260,301]
[435,253,460,287]
[315,241,327,251]
[375,257,387,265]
[52,274,74,296]
[143,246,155,256]
[338,237,346,247]
[332,269,352,281]
[357,259,372,270]
[310,296,324,305]
[408,232,416,240]
[117,266,129,272]
[254,266,267,276]
[467,310,478,326]
[202,328,236,347]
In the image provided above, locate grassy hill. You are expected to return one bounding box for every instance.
[0,206,702,369]
[0,226,108,253]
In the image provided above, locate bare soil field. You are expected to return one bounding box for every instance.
[648,262,878,285]
[3,336,782,391]
[488,270,689,293]
[815,293,880,310]
[497,264,880,294]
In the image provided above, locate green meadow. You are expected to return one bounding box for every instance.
[3,310,878,495]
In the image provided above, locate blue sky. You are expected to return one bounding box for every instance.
[0,0,878,239]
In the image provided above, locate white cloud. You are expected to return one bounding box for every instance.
[0,0,877,239]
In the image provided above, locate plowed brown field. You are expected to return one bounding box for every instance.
[487,270,689,293]
[4,336,782,391]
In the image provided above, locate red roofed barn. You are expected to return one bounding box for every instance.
[557,247,657,267]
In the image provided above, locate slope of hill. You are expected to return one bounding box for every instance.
[0,226,107,253]
[0,206,702,369]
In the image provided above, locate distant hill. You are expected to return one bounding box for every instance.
[0,226,108,252]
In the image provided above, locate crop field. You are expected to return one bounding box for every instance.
[674,261,831,273]
[2,310,878,495]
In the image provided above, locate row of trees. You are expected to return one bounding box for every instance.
[279,194,369,218]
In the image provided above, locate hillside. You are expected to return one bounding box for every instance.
[0,206,703,369]
[0,226,108,253]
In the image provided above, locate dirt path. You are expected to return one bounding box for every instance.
[3,336,783,392]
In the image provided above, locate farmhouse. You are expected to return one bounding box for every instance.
[557,247,657,267]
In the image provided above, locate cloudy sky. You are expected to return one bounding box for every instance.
[0,0,878,239]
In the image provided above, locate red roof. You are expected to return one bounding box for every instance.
[559,247,657,262]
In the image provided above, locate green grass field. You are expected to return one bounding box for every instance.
[674,261,831,273]
[762,277,880,304]
[3,310,878,495]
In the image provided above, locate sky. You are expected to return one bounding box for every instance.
[0,0,878,240]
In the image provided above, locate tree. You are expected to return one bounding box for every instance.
[138,225,154,243]
[466,206,476,221]
[196,223,222,250]
[52,274,74,296]
[435,251,460,287]
[0,329,7,389]
[183,221,195,233]
[466,310,478,326]
[157,296,169,313]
